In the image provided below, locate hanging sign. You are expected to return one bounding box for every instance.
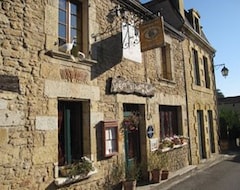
[139,16,165,52]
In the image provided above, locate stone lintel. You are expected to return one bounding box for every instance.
[44,80,100,101]
[35,116,57,131]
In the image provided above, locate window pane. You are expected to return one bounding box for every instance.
[58,38,66,46]
[58,24,66,38]
[71,15,77,27]
[59,0,66,10]
[59,10,66,24]
[70,3,77,15]
[71,29,77,39]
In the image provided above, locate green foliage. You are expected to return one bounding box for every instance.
[59,157,94,177]
[219,109,240,130]
[216,89,225,98]
[148,150,168,171]
[125,163,140,181]
[148,151,161,170]
[110,161,125,183]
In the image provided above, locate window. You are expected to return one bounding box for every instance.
[208,110,215,153]
[192,48,200,86]
[159,106,181,138]
[58,100,90,166]
[161,44,172,80]
[203,56,210,88]
[102,120,118,157]
[194,17,200,34]
[58,0,83,55]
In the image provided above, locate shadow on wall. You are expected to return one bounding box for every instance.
[45,181,57,190]
[91,32,123,80]
[95,121,103,161]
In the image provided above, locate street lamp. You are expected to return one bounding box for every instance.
[214,64,229,78]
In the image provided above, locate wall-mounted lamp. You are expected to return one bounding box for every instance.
[214,63,229,78]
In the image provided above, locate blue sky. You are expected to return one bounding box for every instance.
[141,0,240,97]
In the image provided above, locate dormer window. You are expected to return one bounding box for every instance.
[187,9,201,35]
[194,17,200,34]
[58,0,83,56]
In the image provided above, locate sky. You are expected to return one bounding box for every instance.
[141,0,240,97]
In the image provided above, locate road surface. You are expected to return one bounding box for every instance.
[166,153,240,190]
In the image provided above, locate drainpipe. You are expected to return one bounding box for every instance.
[181,43,192,165]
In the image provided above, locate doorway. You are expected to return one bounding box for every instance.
[123,104,143,169]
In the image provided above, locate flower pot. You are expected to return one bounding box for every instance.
[151,169,161,183]
[161,170,169,180]
[113,182,123,190]
[123,180,136,190]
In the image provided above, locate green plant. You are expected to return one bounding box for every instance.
[159,137,174,149]
[160,152,168,170]
[148,151,162,171]
[125,163,140,181]
[59,156,94,177]
[148,150,168,171]
[111,161,125,184]
[122,112,140,132]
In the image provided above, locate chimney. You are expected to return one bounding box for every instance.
[171,0,185,18]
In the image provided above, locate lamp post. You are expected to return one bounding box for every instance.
[214,64,229,78]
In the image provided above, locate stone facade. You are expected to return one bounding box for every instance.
[182,9,219,164]
[0,0,218,189]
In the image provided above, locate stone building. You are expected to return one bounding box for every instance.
[144,0,219,166]
[218,96,240,149]
[218,96,240,116]
[0,0,218,189]
[182,7,219,164]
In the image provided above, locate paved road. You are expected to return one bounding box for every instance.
[166,153,240,190]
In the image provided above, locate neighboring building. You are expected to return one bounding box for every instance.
[145,0,218,165]
[0,0,218,189]
[218,96,240,148]
[182,4,219,164]
[218,96,240,116]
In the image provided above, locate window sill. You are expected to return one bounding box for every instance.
[160,142,188,152]
[158,78,176,86]
[54,168,98,187]
[192,84,213,94]
[45,50,97,67]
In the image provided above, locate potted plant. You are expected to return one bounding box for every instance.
[159,153,169,180]
[122,112,140,132]
[123,163,140,190]
[110,161,125,190]
[159,137,174,150]
[148,150,162,183]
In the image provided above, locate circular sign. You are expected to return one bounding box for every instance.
[147,125,154,138]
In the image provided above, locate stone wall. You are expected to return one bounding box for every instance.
[0,0,206,189]
[166,145,189,171]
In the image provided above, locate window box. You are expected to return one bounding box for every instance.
[54,156,97,186]
[102,120,119,157]
[159,135,189,152]
[55,169,97,187]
